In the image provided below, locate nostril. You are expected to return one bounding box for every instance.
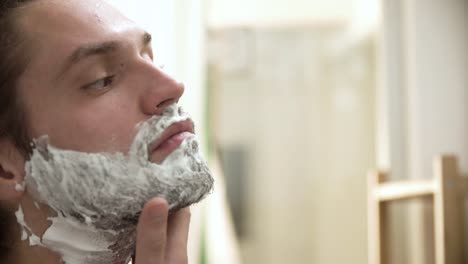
[156,98,175,109]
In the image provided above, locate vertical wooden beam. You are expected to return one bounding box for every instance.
[368,171,388,264]
[433,156,464,264]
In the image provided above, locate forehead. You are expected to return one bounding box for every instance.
[16,0,135,59]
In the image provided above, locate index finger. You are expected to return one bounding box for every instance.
[134,197,169,264]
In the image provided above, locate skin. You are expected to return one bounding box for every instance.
[0,0,191,263]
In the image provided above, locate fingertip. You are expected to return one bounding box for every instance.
[141,197,169,223]
[147,197,169,211]
[178,207,191,219]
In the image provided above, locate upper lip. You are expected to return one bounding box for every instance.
[148,120,194,154]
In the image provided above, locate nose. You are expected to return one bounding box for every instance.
[140,66,185,116]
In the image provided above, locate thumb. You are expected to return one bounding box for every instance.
[135,197,169,264]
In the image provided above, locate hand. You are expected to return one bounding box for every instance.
[134,197,191,264]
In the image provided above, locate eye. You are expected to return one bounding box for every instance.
[83,75,115,91]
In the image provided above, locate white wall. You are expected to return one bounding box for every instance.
[379,0,468,263]
[404,1,468,263]
[205,0,353,28]
[403,0,468,180]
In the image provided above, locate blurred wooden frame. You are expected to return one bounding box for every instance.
[367,155,466,264]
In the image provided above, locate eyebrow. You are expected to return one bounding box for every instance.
[57,32,153,79]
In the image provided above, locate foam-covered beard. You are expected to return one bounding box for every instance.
[15,104,214,264]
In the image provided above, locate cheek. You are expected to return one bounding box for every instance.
[31,98,142,153]
[69,110,138,153]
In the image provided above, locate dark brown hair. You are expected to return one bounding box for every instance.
[0,0,36,261]
[0,0,35,155]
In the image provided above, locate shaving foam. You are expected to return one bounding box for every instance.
[15,104,214,264]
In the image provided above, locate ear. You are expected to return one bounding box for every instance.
[0,138,26,201]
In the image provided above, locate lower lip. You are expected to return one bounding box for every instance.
[151,131,194,157]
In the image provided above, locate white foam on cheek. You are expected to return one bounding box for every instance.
[41,216,115,264]
[15,104,214,264]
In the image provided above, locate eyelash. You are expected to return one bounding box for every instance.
[83,75,115,91]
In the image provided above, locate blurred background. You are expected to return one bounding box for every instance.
[108,0,468,263]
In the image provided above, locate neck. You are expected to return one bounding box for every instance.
[13,194,135,264]
[16,207,135,264]
[1,203,60,264]
[8,230,62,264]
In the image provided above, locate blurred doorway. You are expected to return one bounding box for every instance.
[207,25,377,264]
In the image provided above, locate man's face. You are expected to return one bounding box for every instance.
[8,1,213,261]
[16,0,184,162]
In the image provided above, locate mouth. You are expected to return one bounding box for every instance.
[148,120,195,163]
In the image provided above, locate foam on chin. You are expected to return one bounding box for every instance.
[15,104,214,264]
